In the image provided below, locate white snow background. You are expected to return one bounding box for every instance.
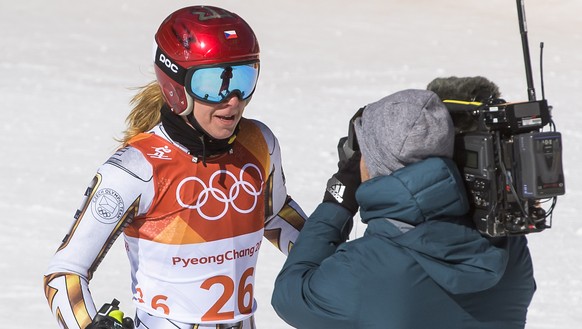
[1,0,580,328]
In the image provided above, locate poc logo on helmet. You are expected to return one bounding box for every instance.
[159,53,179,73]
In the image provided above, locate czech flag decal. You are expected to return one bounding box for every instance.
[224,30,238,39]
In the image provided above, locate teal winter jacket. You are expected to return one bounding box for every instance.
[272,157,535,329]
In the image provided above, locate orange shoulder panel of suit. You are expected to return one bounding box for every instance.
[237,118,271,178]
[127,132,155,145]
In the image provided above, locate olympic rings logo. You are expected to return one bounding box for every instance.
[176,163,264,220]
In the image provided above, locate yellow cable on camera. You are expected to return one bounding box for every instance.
[442,99,483,106]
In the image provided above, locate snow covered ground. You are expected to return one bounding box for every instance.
[1,0,580,327]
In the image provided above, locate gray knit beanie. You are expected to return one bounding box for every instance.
[354,89,454,178]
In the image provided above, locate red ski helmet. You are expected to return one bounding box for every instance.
[154,6,260,115]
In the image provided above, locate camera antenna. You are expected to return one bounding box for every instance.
[540,42,546,100]
[516,0,537,101]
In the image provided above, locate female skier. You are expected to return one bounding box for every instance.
[43,6,307,329]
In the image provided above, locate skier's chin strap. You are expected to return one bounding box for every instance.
[160,105,238,165]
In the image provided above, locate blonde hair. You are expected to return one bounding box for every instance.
[119,81,165,146]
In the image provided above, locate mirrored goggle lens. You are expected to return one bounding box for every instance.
[187,63,259,103]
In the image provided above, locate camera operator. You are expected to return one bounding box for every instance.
[271,89,535,328]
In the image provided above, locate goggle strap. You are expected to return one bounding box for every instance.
[154,47,188,84]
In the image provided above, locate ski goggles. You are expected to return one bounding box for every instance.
[185,61,260,104]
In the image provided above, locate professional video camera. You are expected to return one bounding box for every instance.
[445,98,564,237]
[443,1,565,237]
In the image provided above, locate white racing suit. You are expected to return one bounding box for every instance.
[44,118,307,328]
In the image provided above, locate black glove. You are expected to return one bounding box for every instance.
[323,137,361,215]
[86,299,134,329]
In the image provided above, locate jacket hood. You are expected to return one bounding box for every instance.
[357,157,508,294]
[357,157,469,226]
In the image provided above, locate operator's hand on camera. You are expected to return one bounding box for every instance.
[86,299,134,329]
[323,136,361,215]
